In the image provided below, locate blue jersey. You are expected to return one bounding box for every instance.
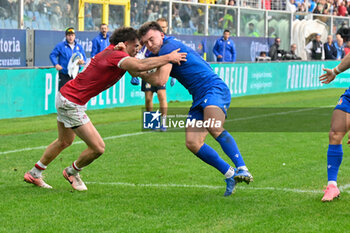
[153,36,227,102]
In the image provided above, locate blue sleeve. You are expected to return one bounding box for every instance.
[49,44,60,66]
[91,37,98,57]
[158,41,182,56]
[231,41,236,62]
[213,39,220,57]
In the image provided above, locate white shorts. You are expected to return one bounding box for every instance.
[56,92,90,128]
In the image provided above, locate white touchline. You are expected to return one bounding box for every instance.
[0,131,149,155]
[0,106,334,155]
[85,181,350,194]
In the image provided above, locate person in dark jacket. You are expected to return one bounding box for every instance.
[305,34,323,60]
[49,27,87,90]
[91,23,110,57]
[213,29,236,62]
[284,44,302,60]
[269,37,284,61]
[324,35,338,60]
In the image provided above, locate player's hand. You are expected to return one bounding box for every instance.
[114,42,126,52]
[217,55,223,59]
[55,64,62,71]
[319,68,336,84]
[169,48,187,65]
[77,59,85,65]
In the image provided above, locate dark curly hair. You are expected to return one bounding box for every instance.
[138,21,163,38]
[109,27,139,45]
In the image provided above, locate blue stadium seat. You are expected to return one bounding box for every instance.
[10,19,17,28]
[4,18,11,29]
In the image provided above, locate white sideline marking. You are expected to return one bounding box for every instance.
[0,132,148,155]
[85,181,350,194]
[85,182,350,194]
[0,106,333,155]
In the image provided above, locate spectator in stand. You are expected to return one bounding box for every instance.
[347,0,350,15]
[313,2,325,14]
[287,0,297,13]
[305,34,323,60]
[213,29,236,62]
[262,0,271,10]
[334,36,345,60]
[269,37,284,61]
[227,0,235,6]
[344,40,350,55]
[338,1,347,16]
[308,0,317,12]
[284,44,302,60]
[248,23,259,37]
[50,5,63,30]
[324,35,338,60]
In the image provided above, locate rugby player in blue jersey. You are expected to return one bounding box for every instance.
[136,21,253,196]
[319,54,350,201]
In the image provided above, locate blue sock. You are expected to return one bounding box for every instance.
[216,130,246,168]
[195,144,230,175]
[327,144,343,182]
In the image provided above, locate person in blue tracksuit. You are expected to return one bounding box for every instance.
[91,23,110,57]
[49,27,87,90]
[213,29,236,62]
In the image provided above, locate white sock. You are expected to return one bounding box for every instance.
[30,160,47,178]
[328,181,337,187]
[67,161,82,175]
[237,166,248,171]
[224,166,235,178]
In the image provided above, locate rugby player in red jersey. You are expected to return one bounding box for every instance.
[24,27,187,191]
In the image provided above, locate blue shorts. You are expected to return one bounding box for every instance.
[141,80,166,92]
[334,89,350,113]
[188,85,231,120]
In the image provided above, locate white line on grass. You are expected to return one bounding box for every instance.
[0,132,148,155]
[0,106,333,155]
[86,181,350,194]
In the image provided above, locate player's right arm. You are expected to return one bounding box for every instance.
[119,49,186,72]
[137,63,172,87]
[319,52,350,84]
[49,45,62,71]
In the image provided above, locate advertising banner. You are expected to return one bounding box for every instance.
[34,30,97,66]
[0,61,348,119]
[0,29,26,67]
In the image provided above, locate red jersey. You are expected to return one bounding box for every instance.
[60,44,129,105]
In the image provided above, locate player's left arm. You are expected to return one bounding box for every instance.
[138,63,172,87]
[320,51,350,84]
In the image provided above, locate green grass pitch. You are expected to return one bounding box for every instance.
[1,88,350,232]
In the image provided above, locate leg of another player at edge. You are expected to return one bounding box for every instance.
[157,89,167,131]
[327,110,349,186]
[145,91,154,112]
[204,105,253,184]
[322,109,349,201]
